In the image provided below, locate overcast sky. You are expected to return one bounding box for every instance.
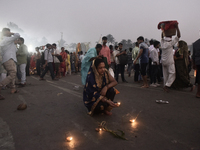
[0,0,200,48]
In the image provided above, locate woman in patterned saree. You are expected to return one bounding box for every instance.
[83,58,118,116]
[172,40,193,89]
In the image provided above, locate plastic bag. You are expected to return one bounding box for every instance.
[109,68,114,78]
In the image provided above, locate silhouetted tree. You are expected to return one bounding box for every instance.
[7,22,24,33]
[40,37,48,45]
[106,34,115,45]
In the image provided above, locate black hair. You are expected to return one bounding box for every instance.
[153,41,160,47]
[52,43,56,47]
[46,43,51,48]
[102,36,107,40]
[118,43,123,46]
[19,37,24,44]
[109,45,113,50]
[129,47,133,52]
[149,40,154,45]
[94,58,105,69]
[95,44,102,49]
[137,36,144,41]
[115,45,118,49]
[135,42,139,46]
[80,51,83,54]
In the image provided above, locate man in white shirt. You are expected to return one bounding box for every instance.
[132,42,140,82]
[161,23,181,92]
[150,41,160,87]
[52,43,60,78]
[79,51,84,62]
[40,44,58,81]
[113,43,127,83]
[148,40,154,84]
[0,28,20,99]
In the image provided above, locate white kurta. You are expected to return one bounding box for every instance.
[161,37,179,87]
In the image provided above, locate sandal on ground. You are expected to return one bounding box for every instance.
[0,95,5,100]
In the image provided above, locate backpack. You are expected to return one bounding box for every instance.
[118,53,128,65]
[56,55,63,62]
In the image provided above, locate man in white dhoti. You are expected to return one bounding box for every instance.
[161,24,181,92]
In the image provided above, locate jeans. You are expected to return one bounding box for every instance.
[134,64,140,82]
[115,64,125,82]
[40,62,55,79]
[71,63,75,72]
[17,64,27,84]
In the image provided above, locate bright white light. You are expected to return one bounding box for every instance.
[28,45,33,52]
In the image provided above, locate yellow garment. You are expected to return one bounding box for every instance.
[66,54,71,72]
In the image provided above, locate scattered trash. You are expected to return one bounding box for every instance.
[57,93,63,96]
[17,103,27,110]
[155,100,169,104]
[73,85,80,91]
[172,140,177,143]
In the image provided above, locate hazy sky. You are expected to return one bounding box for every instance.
[0,0,200,48]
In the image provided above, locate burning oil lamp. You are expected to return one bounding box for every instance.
[66,137,73,142]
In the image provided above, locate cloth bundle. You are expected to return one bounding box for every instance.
[158,20,178,37]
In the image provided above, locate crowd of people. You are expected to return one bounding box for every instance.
[82,24,199,115]
[0,24,199,115]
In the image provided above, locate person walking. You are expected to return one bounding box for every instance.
[0,28,20,99]
[161,23,180,92]
[40,44,58,81]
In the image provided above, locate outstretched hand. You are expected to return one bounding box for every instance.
[107,100,118,107]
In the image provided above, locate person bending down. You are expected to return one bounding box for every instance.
[83,58,118,116]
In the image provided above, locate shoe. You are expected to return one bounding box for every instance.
[155,83,160,86]
[39,78,46,81]
[150,83,157,87]
[52,78,59,81]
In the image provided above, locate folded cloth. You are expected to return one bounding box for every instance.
[158,20,178,30]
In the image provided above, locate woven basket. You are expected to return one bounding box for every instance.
[164,28,176,37]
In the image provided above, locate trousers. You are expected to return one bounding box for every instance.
[162,63,175,87]
[0,59,16,89]
[40,62,55,79]
[17,64,26,84]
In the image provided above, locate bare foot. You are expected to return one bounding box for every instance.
[163,86,169,93]
[141,85,148,88]
[104,110,112,116]
[190,85,196,92]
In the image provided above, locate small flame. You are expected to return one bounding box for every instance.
[66,137,73,142]
[129,119,135,123]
